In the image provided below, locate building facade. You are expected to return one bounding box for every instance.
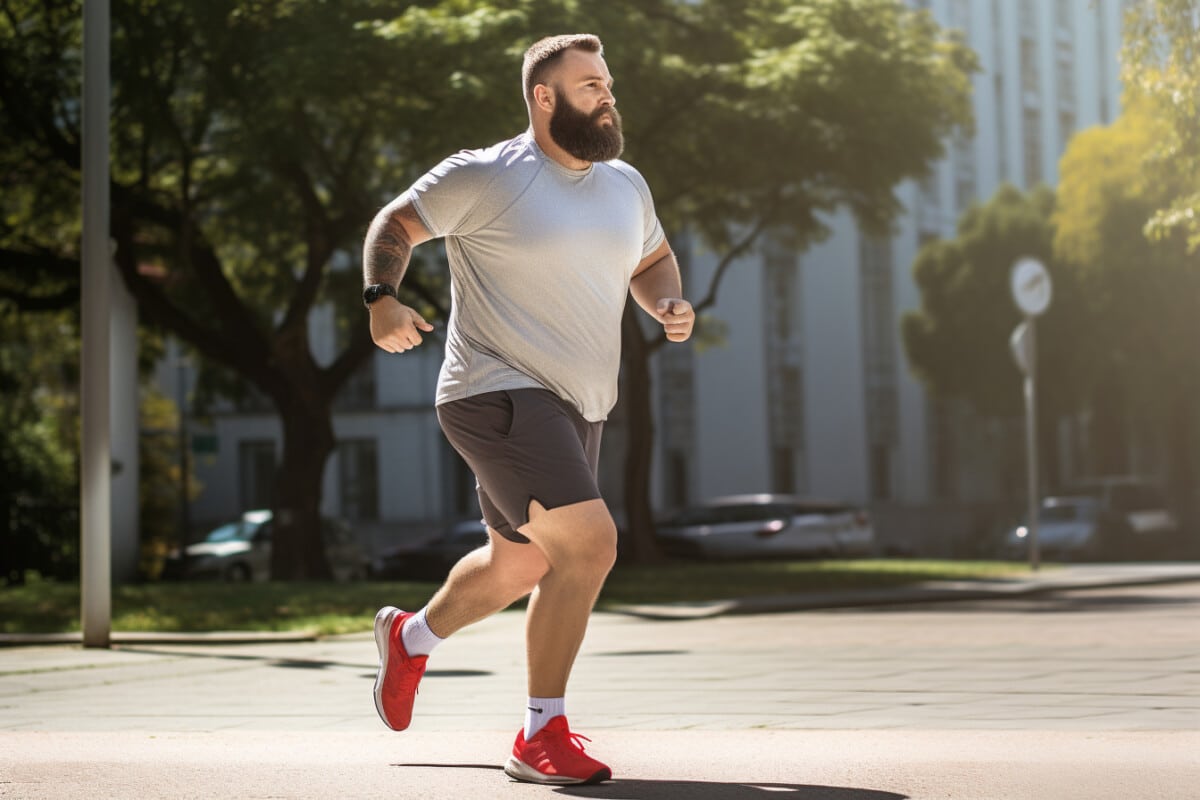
[655,0,1128,553]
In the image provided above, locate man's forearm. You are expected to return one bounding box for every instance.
[629,252,683,315]
[363,203,418,288]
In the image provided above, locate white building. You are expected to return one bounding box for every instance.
[176,0,1128,555]
[653,0,1128,553]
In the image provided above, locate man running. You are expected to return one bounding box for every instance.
[361,33,694,785]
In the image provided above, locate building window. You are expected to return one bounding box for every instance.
[1019,0,1037,36]
[870,444,892,502]
[764,235,806,492]
[1096,5,1110,121]
[860,235,898,503]
[1055,0,1071,31]
[1020,37,1039,97]
[1023,108,1042,187]
[338,439,379,521]
[238,440,277,512]
[1058,109,1076,154]
[993,1,1010,182]
[950,0,970,33]
[772,447,795,495]
[1056,39,1075,109]
[953,131,977,212]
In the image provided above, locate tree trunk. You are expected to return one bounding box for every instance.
[620,303,665,565]
[269,393,336,581]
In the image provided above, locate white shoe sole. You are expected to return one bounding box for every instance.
[503,756,609,785]
[373,606,401,730]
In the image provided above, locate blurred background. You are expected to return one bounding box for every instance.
[2,0,1197,588]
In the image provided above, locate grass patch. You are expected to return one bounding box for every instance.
[597,558,1036,606]
[0,576,439,637]
[1,559,1037,636]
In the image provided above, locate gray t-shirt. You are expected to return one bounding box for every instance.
[403,131,665,422]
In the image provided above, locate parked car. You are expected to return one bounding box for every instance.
[164,510,370,582]
[371,519,490,581]
[654,494,874,560]
[1003,478,1180,561]
[1002,496,1103,560]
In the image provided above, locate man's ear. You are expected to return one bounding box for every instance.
[533,83,555,113]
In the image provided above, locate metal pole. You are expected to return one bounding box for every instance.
[81,0,112,648]
[177,354,191,544]
[1025,316,1040,572]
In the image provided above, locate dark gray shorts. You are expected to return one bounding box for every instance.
[436,388,603,543]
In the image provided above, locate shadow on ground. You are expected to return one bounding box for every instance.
[555,781,906,799]
[395,766,905,799]
[858,590,1200,615]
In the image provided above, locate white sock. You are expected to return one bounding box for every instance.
[524,696,565,739]
[400,607,444,658]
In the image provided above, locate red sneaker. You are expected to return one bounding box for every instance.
[372,606,427,731]
[504,716,612,785]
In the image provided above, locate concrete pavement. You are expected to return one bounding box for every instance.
[1,564,1199,798]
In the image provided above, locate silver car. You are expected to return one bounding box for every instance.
[174,510,369,581]
[655,494,875,560]
[1004,480,1180,561]
[1003,496,1102,560]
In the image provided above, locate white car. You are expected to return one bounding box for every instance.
[655,494,875,560]
[1004,480,1180,561]
[169,510,369,581]
[1004,496,1102,560]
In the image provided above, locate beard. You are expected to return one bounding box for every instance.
[548,94,624,163]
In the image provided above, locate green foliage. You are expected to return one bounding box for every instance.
[1122,0,1200,252]
[902,185,1089,419]
[0,307,80,583]
[1054,96,1200,415]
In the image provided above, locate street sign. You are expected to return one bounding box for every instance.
[1011,257,1052,317]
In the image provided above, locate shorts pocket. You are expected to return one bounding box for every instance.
[499,390,521,439]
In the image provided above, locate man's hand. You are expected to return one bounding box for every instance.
[655,298,695,343]
[369,299,435,353]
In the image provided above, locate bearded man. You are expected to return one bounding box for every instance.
[361,33,694,785]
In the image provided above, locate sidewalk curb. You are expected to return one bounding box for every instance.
[608,564,1200,620]
[0,630,320,647]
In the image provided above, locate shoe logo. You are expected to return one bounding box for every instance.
[527,706,543,713]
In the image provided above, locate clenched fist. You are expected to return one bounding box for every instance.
[369,299,435,353]
[655,298,695,343]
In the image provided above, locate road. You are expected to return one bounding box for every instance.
[1,580,1198,798]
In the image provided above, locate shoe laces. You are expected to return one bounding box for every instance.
[564,730,592,753]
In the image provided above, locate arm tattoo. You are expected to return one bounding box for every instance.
[363,205,420,288]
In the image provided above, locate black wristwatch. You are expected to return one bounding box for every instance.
[363,283,398,308]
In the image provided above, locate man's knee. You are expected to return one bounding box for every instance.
[522,499,618,577]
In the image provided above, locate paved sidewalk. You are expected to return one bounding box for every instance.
[1,565,1198,798]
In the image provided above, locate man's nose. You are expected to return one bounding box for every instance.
[599,87,615,107]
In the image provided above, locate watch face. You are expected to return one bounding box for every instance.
[364,283,396,306]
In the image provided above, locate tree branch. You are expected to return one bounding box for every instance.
[645,198,779,354]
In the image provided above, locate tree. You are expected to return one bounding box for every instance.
[2,0,541,578]
[0,306,80,583]
[1122,0,1200,252]
[901,185,1091,490]
[1054,95,1200,528]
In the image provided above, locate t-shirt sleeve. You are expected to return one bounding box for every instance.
[611,161,666,259]
[401,149,495,238]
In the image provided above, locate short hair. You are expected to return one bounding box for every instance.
[522,34,603,102]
